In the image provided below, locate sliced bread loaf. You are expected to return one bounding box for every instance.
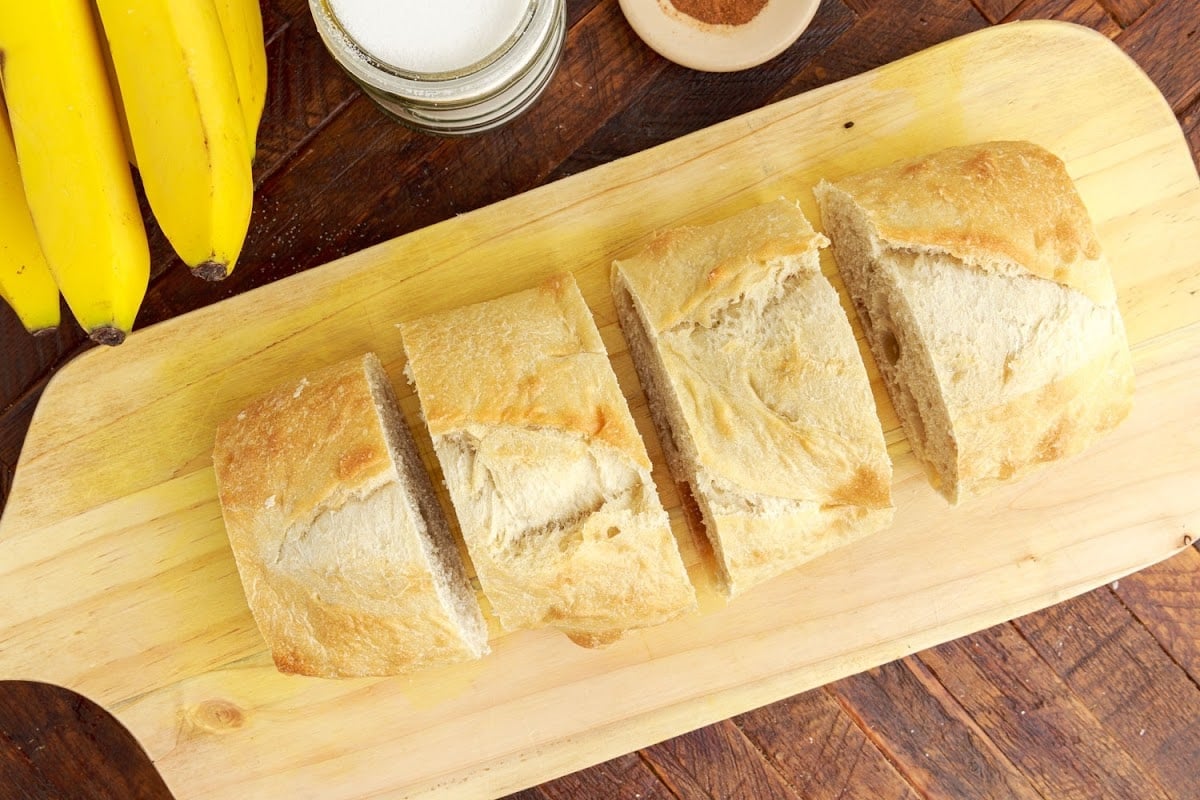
[212,352,488,677]
[815,141,1134,503]
[399,274,696,647]
[612,199,894,596]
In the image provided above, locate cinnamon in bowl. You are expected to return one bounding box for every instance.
[619,0,821,72]
[668,0,769,27]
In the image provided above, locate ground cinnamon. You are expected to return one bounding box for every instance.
[668,0,769,26]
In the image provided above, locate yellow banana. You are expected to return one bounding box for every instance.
[0,94,60,336]
[96,0,253,281]
[90,0,139,169]
[213,0,268,161]
[0,2,149,346]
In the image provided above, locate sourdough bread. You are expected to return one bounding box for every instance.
[212,352,488,677]
[399,274,696,647]
[814,140,1134,503]
[612,199,894,596]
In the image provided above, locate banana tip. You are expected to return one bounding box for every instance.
[193,261,230,282]
[90,326,127,347]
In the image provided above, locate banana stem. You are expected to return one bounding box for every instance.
[192,260,230,281]
[90,325,127,346]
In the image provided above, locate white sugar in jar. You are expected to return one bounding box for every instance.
[309,0,566,135]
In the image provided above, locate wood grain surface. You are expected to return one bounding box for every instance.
[1,1,1198,799]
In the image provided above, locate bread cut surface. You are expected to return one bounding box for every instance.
[612,199,894,596]
[399,273,696,647]
[815,140,1134,503]
[212,352,488,677]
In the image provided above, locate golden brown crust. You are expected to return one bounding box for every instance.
[463,494,698,644]
[213,356,391,550]
[953,330,1134,500]
[245,562,473,678]
[828,141,1115,305]
[399,274,649,471]
[400,274,696,645]
[613,200,894,595]
[615,200,892,507]
[212,353,486,677]
[622,201,828,332]
[816,141,1135,504]
[713,504,894,594]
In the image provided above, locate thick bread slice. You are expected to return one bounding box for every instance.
[399,273,696,648]
[612,199,894,597]
[212,352,488,677]
[814,140,1134,504]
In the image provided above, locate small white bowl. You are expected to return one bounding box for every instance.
[619,0,821,72]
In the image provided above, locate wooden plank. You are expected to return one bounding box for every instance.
[0,681,172,800]
[641,720,803,799]
[1004,0,1122,36]
[251,10,363,191]
[1114,546,1200,684]
[833,658,1042,798]
[1,23,1197,800]
[1099,0,1157,26]
[769,0,987,101]
[549,0,859,178]
[0,357,76,518]
[261,0,311,30]
[1014,588,1200,799]
[0,327,70,435]
[734,687,922,799]
[919,624,1175,799]
[972,0,1025,23]
[552,0,864,176]
[0,308,68,402]
[838,0,874,17]
[1116,0,1200,112]
[1183,95,1200,165]
[522,753,674,800]
[507,0,669,164]
[0,731,62,800]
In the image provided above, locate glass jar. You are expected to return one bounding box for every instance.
[309,0,566,136]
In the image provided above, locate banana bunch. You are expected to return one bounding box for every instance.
[0,0,266,345]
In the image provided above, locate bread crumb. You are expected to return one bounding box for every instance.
[237,411,247,421]
[264,495,276,509]
[294,378,309,398]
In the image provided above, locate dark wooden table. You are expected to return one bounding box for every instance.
[3,1,1198,798]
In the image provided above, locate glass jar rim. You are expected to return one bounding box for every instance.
[311,0,555,106]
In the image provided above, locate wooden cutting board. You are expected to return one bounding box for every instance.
[2,21,1197,800]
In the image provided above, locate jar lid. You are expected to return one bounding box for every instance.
[325,0,531,77]
[311,0,555,106]
[618,0,820,73]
